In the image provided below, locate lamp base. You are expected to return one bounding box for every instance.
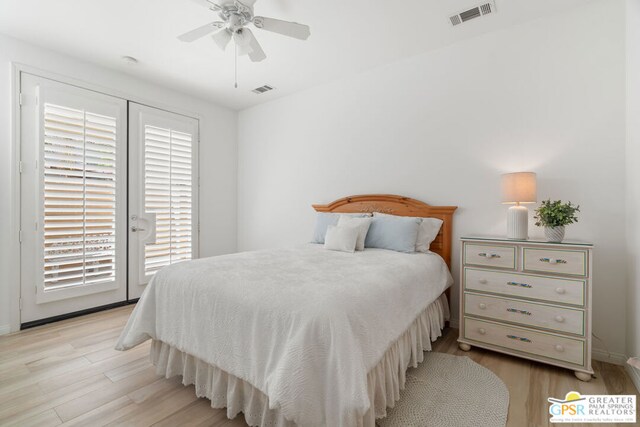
[507,205,529,239]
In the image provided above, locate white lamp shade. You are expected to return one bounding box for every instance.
[501,172,537,204]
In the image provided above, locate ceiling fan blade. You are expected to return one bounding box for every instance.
[234,0,252,15]
[243,28,266,62]
[187,0,222,11]
[178,21,226,42]
[212,29,232,50]
[253,16,310,40]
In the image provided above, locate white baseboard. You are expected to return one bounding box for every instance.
[0,324,10,336]
[592,348,627,366]
[625,364,640,393]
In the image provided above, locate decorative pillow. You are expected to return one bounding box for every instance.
[337,215,372,251]
[374,212,443,253]
[364,215,421,253]
[324,225,360,253]
[312,212,370,244]
[416,218,444,252]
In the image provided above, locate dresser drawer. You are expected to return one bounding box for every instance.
[523,248,588,277]
[464,243,516,269]
[464,268,585,306]
[464,293,585,336]
[464,318,585,366]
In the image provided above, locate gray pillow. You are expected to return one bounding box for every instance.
[312,212,369,244]
[364,215,421,253]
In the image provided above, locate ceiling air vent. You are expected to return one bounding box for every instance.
[252,85,275,94]
[450,1,496,26]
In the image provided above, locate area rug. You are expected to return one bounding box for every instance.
[377,352,509,427]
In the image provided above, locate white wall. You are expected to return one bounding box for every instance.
[0,34,238,333]
[626,0,640,376]
[239,0,628,356]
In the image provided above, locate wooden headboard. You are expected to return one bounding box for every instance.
[312,194,458,268]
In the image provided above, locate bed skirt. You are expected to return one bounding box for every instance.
[149,293,450,427]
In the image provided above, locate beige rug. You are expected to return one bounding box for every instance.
[377,352,509,427]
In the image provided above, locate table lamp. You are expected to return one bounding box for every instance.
[501,172,537,239]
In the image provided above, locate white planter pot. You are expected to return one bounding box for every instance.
[544,226,565,242]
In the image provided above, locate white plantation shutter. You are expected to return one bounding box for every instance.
[42,103,118,290]
[21,74,126,322]
[143,125,193,275]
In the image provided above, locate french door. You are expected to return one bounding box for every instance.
[19,74,199,324]
[20,74,127,323]
[128,103,199,299]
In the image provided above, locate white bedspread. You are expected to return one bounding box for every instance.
[116,244,452,427]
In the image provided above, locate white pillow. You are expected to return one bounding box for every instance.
[373,212,443,253]
[324,224,360,253]
[337,215,372,251]
[416,218,444,252]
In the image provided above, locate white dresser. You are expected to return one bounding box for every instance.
[458,237,593,381]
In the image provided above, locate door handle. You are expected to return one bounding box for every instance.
[131,213,157,244]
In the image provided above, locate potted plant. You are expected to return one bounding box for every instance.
[534,199,580,242]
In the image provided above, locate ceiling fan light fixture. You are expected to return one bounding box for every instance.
[212,28,232,50]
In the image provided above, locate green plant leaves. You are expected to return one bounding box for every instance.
[533,199,580,227]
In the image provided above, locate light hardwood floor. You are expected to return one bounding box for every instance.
[0,305,637,427]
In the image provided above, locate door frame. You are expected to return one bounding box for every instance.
[9,63,201,333]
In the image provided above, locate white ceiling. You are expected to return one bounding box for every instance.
[0,0,588,110]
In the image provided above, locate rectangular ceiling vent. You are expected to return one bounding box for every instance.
[450,1,495,26]
[252,85,275,94]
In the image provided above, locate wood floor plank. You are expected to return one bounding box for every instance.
[152,398,228,427]
[58,396,139,427]
[1,343,76,368]
[85,344,131,363]
[127,376,186,404]
[104,356,153,382]
[38,344,150,394]
[0,363,31,380]
[190,409,238,427]
[2,408,62,427]
[67,327,125,351]
[0,383,43,405]
[0,374,111,425]
[1,306,638,427]
[0,355,92,396]
[108,383,200,426]
[54,367,160,422]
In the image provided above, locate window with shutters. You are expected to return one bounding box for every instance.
[42,103,118,290]
[143,125,193,275]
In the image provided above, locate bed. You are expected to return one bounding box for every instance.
[116,194,457,427]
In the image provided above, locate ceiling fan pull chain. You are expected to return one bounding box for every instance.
[234,42,238,89]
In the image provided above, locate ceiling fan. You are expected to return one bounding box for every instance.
[178,0,311,63]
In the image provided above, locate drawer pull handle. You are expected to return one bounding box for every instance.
[555,315,565,323]
[478,279,488,284]
[479,252,501,259]
[507,334,532,343]
[555,344,565,353]
[507,308,531,316]
[539,257,567,264]
[555,287,566,295]
[478,328,486,335]
[507,281,532,288]
[478,303,487,309]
